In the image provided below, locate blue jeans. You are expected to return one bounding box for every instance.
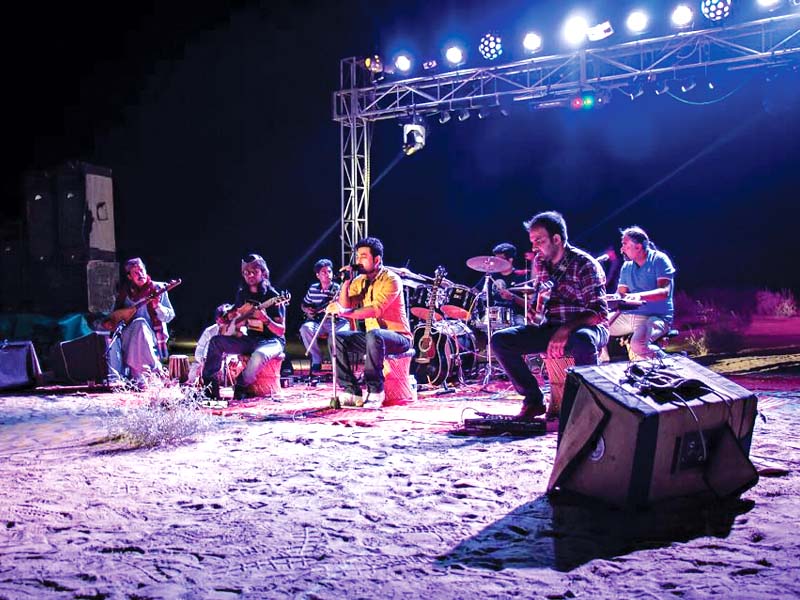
[202,335,284,387]
[491,323,607,405]
[331,329,411,395]
[299,317,350,364]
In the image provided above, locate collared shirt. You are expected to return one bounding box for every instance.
[347,266,412,338]
[532,244,609,327]
[619,248,676,320]
[302,281,343,323]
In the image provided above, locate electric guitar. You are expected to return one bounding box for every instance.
[220,292,291,337]
[101,279,182,331]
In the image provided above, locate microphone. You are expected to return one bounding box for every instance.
[339,264,356,282]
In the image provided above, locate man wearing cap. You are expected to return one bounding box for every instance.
[108,257,176,387]
[201,254,286,400]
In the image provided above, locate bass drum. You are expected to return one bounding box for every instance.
[408,285,443,321]
[412,320,476,385]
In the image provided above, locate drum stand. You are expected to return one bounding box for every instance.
[481,272,497,387]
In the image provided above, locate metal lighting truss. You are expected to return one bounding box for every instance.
[334,14,800,262]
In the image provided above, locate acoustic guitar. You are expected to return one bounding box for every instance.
[101,279,182,331]
[220,292,291,337]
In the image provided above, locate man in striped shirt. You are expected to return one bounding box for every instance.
[491,211,609,420]
[299,259,350,373]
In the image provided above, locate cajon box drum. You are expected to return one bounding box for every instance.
[548,355,758,508]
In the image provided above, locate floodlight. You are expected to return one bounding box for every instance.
[562,15,590,46]
[671,4,694,27]
[363,55,383,73]
[445,46,465,66]
[438,110,451,124]
[701,0,732,21]
[626,10,649,33]
[457,108,471,122]
[478,32,503,60]
[681,78,697,92]
[757,0,782,8]
[523,32,543,53]
[394,54,412,73]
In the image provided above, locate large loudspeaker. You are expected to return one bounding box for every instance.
[51,332,110,384]
[23,171,57,262]
[548,355,758,508]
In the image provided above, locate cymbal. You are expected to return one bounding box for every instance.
[385,265,428,282]
[507,285,538,294]
[466,255,511,273]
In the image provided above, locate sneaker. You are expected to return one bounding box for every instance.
[359,390,385,407]
[338,391,361,407]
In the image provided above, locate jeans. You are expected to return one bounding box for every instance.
[331,329,411,394]
[202,335,284,387]
[299,317,350,364]
[491,323,607,404]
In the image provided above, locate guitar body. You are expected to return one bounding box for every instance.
[412,326,449,385]
[101,306,137,331]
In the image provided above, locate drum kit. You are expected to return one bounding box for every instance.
[387,255,536,387]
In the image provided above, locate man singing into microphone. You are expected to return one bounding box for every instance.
[325,237,412,407]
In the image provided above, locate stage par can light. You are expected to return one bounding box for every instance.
[563,15,590,46]
[394,54,412,73]
[523,32,543,53]
[626,10,649,33]
[445,46,465,66]
[671,4,694,27]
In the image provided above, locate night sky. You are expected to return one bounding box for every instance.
[4,0,800,339]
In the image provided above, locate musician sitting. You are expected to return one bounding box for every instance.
[491,211,609,420]
[490,242,528,327]
[607,226,676,361]
[201,254,286,400]
[299,259,350,374]
[187,303,233,384]
[107,258,175,387]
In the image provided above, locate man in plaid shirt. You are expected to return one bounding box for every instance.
[491,211,609,420]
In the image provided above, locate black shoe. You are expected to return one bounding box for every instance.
[233,383,249,400]
[203,379,220,400]
[517,401,546,421]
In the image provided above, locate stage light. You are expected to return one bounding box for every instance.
[681,78,697,92]
[523,32,543,53]
[423,59,438,70]
[627,82,645,100]
[569,92,602,110]
[438,110,451,124]
[363,55,383,73]
[626,10,649,34]
[457,108,471,121]
[402,116,426,156]
[394,54,412,73]
[701,0,732,21]
[587,20,614,42]
[654,80,671,95]
[671,4,694,27]
[478,32,503,60]
[478,106,492,119]
[445,45,465,66]
[757,0,783,8]
[562,14,590,46]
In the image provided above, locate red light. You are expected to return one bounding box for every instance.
[570,97,584,110]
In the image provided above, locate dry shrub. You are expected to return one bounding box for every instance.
[106,381,216,448]
[756,288,798,317]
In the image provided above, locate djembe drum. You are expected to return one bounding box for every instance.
[168,354,190,383]
[543,356,575,419]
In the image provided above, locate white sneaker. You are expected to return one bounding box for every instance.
[360,390,385,407]
[338,391,360,407]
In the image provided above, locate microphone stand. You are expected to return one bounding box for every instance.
[482,272,496,387]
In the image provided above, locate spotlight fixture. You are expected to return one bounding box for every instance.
[457,108,471,122]
[586,20,614,42]
[438,110,451,124]
[627,82,645,100]
[626,10,649,34]
[402,115,426,156]
[569,92,600,110]
[423,59,438,70]
[363,55,383,73]
[478,32,503,60]
[522,32,543,53]
[681,78,697,92]
[562,15,590,46]
[757,0,783,8]
[701,0,732,21]
[478,106,492,119]
[394,54,412,73]
[654,80,671,95]
[445,45,465,67]
[671,4,694,27]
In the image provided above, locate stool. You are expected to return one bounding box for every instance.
[382,347,417,406]
[543,356,575,419]
[168,354,190,383]
[246,353,285,398]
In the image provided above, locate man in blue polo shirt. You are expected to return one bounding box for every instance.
[610,226,676,360]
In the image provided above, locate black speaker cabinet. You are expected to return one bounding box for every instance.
[548,355,758,508]
[51,331,110,384]
[0,341,43,390]
[23,171,58,262]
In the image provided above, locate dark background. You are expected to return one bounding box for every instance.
[3,0,799,340]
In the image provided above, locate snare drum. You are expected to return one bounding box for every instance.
[472,305,514,330]
[409,285,443,321]
[441,286,478,320]
[168,354,190,383]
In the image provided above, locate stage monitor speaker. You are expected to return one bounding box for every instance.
[51,331,110,384]
[548,354,758,509]
[0,341,43,391]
